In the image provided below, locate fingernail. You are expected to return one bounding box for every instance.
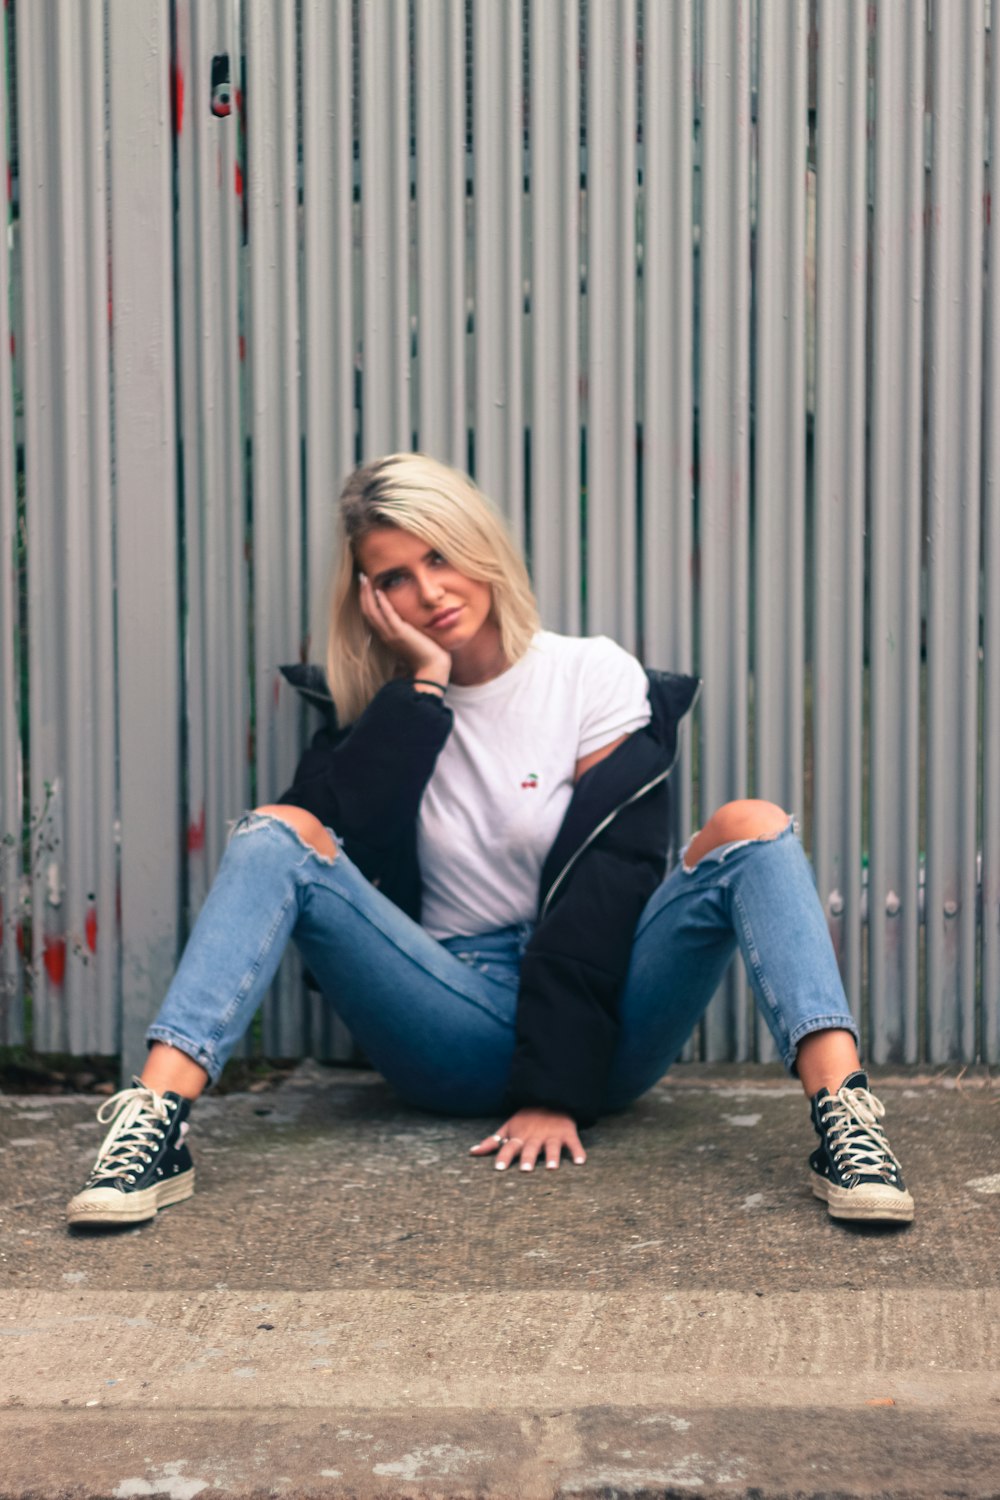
[520,1162,533,1172]
[574,1156,585,1165]
[495,1161,507,1171]
[546,1161,558,1170]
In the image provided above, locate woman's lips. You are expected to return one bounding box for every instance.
[428,605,463,630]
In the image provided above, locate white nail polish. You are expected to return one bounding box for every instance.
[574,1156,585,1165]
[495,1161,506,1170]
[520,1162,532,1172]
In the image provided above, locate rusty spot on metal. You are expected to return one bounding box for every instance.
[85,906,98,954]
[172,63,185,137]
[187,806,206,854]
[43,935,67,985]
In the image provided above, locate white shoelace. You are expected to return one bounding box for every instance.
[820,1083,903,1181]
[87,1084,175,1185]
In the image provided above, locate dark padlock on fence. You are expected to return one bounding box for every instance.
[210,55,232,118]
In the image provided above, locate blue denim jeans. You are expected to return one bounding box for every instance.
[147,812,859,1115]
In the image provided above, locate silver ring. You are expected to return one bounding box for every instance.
[491,1133,508,1144]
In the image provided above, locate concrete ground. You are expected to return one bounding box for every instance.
[2,1063,999,1499]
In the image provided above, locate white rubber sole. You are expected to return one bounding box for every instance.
[811,1171,914,1223]
[66,1169,196,1226]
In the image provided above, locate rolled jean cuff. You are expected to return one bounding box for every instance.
[144,1024,222,1087]
[785,1013,862,1075]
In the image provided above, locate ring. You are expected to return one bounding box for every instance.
[491,1133,508,1144]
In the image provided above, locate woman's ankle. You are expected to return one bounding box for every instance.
[795,1028,862,1098]
[140,1042,210,1101]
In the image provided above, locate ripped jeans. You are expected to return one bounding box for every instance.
[146,812,859,1116]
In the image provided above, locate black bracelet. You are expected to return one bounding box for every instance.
[412,678,448,693]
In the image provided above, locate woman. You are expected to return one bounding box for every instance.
[67,453,913,1227]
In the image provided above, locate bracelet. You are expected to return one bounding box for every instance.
[412,678,448,693]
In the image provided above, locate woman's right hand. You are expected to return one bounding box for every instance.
[358,574,452,686]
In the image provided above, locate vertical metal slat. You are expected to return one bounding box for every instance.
[924,1,984,1061]
[0,6,21,1043]
[19,1,117,1055]
[812,0,867,1038]
[753,0,808,1060]
[415,0,466,468]
[867,0,925,1063]
[245,0,307,1056]
[982,0,1000,1062]
[529,0,580,633]
[585,0,637,650]
[109,0,182,1081]
[698,0,753,1059]
[641,0,695,859]
[472,0,525,542]
[359,0,411,459]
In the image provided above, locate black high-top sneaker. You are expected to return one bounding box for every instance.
[809,1070,914,1222]
[66,1082,195,1227]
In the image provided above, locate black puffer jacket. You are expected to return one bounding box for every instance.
[278,664,700,1125]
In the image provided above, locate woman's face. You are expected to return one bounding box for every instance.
[354,526,495,655]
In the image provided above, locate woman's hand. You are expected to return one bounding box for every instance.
[470,1108,587,1171]
[358,574,452,684]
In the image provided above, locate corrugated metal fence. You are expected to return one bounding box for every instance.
[0,0,997,1080]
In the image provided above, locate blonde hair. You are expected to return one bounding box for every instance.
[325,453,540,723]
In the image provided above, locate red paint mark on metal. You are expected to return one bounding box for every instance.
[187,805,206,854]
[9,334,14,359]
[43,935,67,986]
[273,675,281,708]
[85,906,98,954]
[172,64,185,137]
[235,162,244,198]
[239,334,246,363]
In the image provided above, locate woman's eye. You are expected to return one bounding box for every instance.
[429,552,447,567]
[379,571,406,590]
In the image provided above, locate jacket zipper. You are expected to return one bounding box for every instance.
[538,680,702,921]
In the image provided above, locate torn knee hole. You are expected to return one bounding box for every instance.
[683,816,791,872]
[235,808,338,864]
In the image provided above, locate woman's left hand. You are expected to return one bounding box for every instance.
[470,1108,586,1171]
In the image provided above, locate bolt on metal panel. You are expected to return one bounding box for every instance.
[244,0,309,1056]
[640,0,695,864]
[528,0,581,634]
[414,0,467,470]
[752,0,808,1061]
[867,0,926,1064]
[924,1,984,1061]
[812,0,867,1037]
[174,0,250,931]
[698,0,753,1060]
[983,1,1000,1063]
[471,0,525,546]
[359,0,411,459]
[18,0,117,1054]
[108,0,182,1083]
[585,0,637,652]
[0,6,22,1043]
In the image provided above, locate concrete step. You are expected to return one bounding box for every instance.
[3,1288,999,1498]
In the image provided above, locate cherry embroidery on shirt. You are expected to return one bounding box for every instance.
[521,772,539,789]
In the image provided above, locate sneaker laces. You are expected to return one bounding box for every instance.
[819,1082,902,1182]
[87,1083,176,1185]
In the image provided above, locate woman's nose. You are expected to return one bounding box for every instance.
[416,570,445,604]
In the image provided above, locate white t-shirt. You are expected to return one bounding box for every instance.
[417,631,652,939]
